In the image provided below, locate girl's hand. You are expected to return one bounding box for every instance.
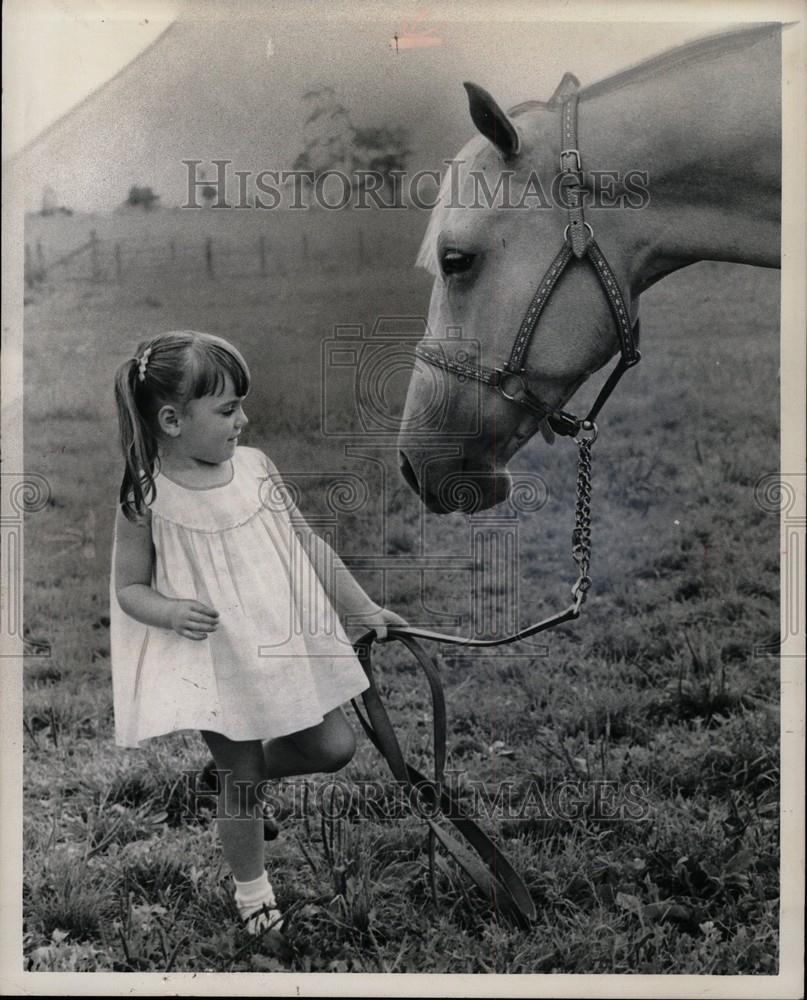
[169,599,219,640]
[362,606,408,642]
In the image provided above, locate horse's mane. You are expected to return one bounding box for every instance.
[577,22,781,101]
[415,23,782,275]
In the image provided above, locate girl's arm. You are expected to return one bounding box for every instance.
[301,527,382,620]
[302,528,407,638]
[281,498,407,636]
[262,451,407,637]
[114,506,219,640]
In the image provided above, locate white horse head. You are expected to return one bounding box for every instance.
[397,26,781,513]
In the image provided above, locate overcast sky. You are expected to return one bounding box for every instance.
[5,0,756,159]
[6,0,177,156]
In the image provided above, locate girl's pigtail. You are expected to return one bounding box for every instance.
[114,357,159,522]
[114,331,250,521]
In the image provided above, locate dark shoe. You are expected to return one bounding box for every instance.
[199,757,219,793]
[199,758,280,841]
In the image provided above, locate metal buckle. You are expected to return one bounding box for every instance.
[563,221,594,244]
[575,419,599,443]
[496,369,527,402]
[559,148,582,173]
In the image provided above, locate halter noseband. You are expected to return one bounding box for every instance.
[414,89,641,438]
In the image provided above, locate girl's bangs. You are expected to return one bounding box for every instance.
[190,343,250,399]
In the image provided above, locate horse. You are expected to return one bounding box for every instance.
[397,23,781,513]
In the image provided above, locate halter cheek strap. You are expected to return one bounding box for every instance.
[415,86,641,437]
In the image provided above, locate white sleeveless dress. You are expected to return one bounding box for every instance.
[109,445,370,748]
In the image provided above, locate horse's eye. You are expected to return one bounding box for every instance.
[440,249,475,276]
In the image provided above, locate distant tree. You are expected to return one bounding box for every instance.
[292,87,410,199]
[201,184,218,207]
[353,125,410,192]
[126,185,160,211]
[294,87,355,177]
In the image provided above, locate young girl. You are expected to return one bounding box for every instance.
[110,330,405,936]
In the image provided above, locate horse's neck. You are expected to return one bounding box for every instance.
[579,26,781,287]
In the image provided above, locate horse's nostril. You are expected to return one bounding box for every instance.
[398,450,419,493]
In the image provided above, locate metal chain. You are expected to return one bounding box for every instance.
[571,427,594,610]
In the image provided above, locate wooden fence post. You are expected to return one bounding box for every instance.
[259,235,267,276]
[90,230,100,282]
[115,243,123,282]
[25,245,34,288]
[205,236,214,277]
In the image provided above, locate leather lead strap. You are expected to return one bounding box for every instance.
[352,631,537,923]
[348,598,582,923]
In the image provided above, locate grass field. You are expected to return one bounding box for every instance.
[21,208,780,973]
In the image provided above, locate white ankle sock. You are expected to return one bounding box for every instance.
[233,871,283,934]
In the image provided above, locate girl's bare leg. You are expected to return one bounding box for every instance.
[200,731,266,882]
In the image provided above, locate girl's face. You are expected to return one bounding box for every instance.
[172,374,249,465]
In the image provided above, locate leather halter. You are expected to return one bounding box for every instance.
[414,90,642,437]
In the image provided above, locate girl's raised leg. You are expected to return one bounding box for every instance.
[260,707,357,780]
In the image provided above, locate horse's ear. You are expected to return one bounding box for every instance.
[463,82,520,161]
[547,72,581,106]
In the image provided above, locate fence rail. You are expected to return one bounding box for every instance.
[24,224,387,290]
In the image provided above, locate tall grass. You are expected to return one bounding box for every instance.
[22,224,780,972]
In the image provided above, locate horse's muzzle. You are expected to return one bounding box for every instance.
[398,450,511,513]
[398,449,420,495]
